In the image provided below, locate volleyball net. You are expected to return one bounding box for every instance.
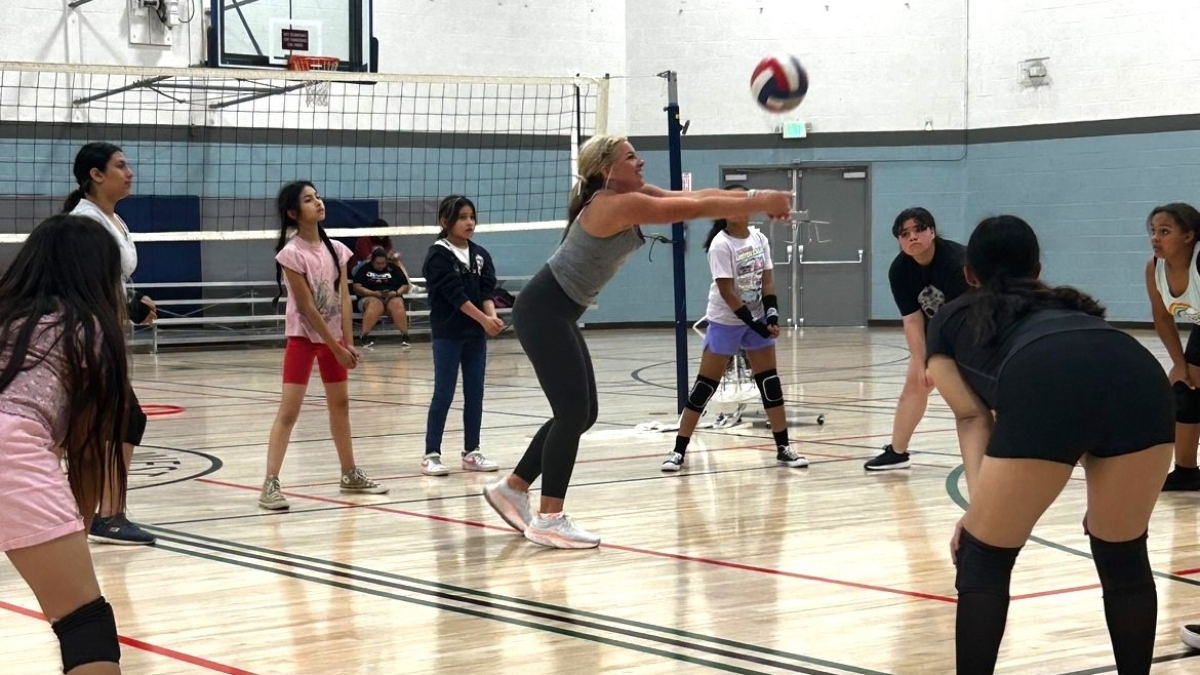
[0,61,609,247]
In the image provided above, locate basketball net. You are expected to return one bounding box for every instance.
[286,55,340,108]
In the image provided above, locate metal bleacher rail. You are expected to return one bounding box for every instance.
[131,275,531,353]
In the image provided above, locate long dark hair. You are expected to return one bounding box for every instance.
[966,215,1105,345]
[273,181,341,308]
[0,215,129,515]
[63,142,123,213]
[437,194,477,240]
[703,185,750,252]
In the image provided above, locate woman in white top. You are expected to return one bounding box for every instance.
[658,185,808,472]
[63,142,157,546]
[1145,202,1200,492]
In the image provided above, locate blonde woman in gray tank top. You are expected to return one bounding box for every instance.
[482,134,792,549]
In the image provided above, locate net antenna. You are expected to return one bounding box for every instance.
[286,55,340,108]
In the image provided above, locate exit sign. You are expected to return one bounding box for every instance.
[782,120,807,139]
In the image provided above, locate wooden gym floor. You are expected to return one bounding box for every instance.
[2,327,1199,674]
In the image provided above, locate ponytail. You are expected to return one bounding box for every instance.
[62,187,86,214]
[317,226,343,293]
[272,224,290,312]
[703,219,728,252]
[967,276,1106,346]
[564,175,606,241]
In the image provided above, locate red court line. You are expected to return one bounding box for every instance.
[1011,583,1101,601]
[0,600,262,675]
[1174,567,1200,576]
[194,477,958,604]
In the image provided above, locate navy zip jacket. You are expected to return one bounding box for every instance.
[421,239,497,339]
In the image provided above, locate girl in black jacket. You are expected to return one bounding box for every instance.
[420,195,505,476]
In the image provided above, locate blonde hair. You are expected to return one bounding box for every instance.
[567,134,628,226]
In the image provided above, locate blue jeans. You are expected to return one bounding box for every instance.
[425,333,487,455]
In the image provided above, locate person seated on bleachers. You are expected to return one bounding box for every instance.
[352,246,411,348]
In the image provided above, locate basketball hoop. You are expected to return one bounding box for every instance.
[287,55,340,108]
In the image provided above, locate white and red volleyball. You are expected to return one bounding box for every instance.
[750,55,809,113]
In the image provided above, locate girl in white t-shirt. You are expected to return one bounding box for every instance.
[660,186,808,472]
[258,181,388,510]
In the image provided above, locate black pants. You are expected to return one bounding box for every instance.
[511,265,596,500]
[125,387,146,447]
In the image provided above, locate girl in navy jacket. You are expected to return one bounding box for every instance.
[420,195,505,476]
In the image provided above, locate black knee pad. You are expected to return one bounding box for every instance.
[52,596,120,673]
[1089,531,1155,598]
[124,401,147,446]
[1173,381,1200,424]
[685,375,719,413]
[954,527,1021,597]
[753,369,784,409]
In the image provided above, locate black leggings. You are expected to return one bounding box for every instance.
[125,387,146,446]
[511,265,596,500]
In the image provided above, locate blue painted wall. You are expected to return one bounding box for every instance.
[5,128,1198,324]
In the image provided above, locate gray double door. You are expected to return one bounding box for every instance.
[720,166,870,327]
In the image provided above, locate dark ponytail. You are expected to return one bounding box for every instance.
[702,185,749,252]
[965,215,1105,346]
[63,142,122,213]
[317,225,343,293]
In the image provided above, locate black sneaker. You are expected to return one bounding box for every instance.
[88,513,156,545]
[1163,466,1200,492]
[400,334,411,349]
[865,444,911,471]
[776,445,809,468]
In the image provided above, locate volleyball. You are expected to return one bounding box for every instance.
[750,55,809,113]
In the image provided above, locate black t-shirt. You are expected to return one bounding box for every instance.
[352,263,407,296]
[888,237,969,319]
[926,295,1113,408]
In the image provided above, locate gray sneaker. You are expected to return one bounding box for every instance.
[482,479,531,532]
[259,476,290,510]
[524,513,600,549]
[340,467,389,494]
[462,448,499,472]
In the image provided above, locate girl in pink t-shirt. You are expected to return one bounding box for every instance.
[258,181,388,510]
[0,215,131,674]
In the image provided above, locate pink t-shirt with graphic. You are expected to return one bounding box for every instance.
[275,236,353,344]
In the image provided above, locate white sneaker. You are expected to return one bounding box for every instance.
[482,479,532,532]
[462,448,499,472]
[524,513,600,549]
[421,453,450,476]
[660,452,684,472]
[1183,623,1200,650]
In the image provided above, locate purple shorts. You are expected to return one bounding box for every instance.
[702,321,776,357]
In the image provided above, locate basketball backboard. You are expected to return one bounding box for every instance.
[208,0,375,72]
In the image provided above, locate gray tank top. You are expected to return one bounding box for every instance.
[547,219,644,307]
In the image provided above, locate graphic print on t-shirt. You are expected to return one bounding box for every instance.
[917,284,947,318]
[734,243,766,307]
[1169,301,1200,325]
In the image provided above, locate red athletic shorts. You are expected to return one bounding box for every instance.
[282,336,348,385]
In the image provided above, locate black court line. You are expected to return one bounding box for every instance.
[153,454,861,527]
[1054,650,1198,675]
[944,465,1200,588]
[128,446,224,491]
[150,528,896,675]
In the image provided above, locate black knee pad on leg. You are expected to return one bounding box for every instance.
[1090,531,1155,598]
[955,528,1021,597]
[52,596,120,673]
[1173,382,1200,424]
[685,375,719,413]
[753,369,784,410]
